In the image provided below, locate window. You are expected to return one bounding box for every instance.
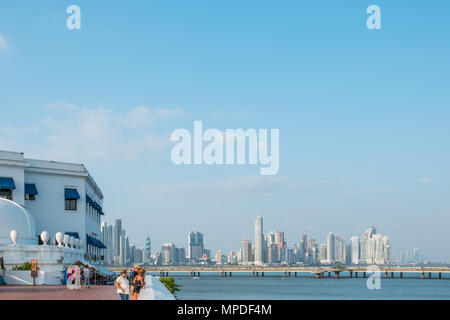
[0,189,12,200]
[65,199,77,211]
[25,193,35,201]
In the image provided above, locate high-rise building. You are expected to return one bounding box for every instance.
[215,250,223,265]
[114,219,122,259]
[145,236,151,258]
[319,244,327,262]
[242,238,253,263]
[101,222,114,265]
[162,243,176,265]
[275,231,285,259]
[188,231,204,261]
[228,251,238,265]
[327,232,335,263]
[254,216,263,265]
[119,229,126,266]
[350,236,360,265]
[134,247,145,264]
[302,231,308,253]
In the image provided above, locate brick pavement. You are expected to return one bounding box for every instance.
[0,285,120,300]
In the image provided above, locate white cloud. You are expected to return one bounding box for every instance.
[0,104,181,163]
[0,34,8,52]
[119,106,182,129]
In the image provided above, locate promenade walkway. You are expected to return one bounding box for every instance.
[0,285,119,300]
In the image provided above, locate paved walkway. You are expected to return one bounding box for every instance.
[0,285,120,300]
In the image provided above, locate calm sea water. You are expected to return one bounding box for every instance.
[150,273,450,300]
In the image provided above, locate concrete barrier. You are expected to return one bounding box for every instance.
[138,275,175,300]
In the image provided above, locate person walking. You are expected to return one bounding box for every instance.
[74,265,82,290]
[84,266,91,288]
[115,269,130,300]
[132,268,145,300]
[130,265,140,300]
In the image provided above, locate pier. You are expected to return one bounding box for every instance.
[108,266,450,279]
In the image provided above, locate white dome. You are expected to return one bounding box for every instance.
[0,198,37,245]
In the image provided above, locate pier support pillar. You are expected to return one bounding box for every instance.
[328,272,331,278]
[429,273,432,279]
[400,272,403,278]
[355,272,358,278]
[350,271,353,278]
[363,272,366,278]
[391,272,394,278]
[385,272,388,278]
[421,273,425,279]
[230,272,232,277]
[439,273,442,279]
[295,272,297,277]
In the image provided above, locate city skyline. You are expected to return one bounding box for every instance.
[102,215,435,266]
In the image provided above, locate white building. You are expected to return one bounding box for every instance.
[0,150,107,283]
[254,216,263,265]
[350,236,360,265]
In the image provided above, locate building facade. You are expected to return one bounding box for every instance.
[0,150,106,263]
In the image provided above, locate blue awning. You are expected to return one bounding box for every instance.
[25,183,38,195]
[65,232,80,239]
[0,177,15,190]
[93,201,105,216]
[65,188,80,200]
[86,194,94,205]
[86,235,106,249]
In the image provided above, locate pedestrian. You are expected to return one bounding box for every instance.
[115,269,130,300]
[74,265,81,290]
[84,266,91,288]
[130,265,140,300]
[132,268,145,300]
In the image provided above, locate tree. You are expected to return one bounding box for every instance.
[159,276,181,297]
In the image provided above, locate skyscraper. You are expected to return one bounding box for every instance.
[145,236,151,258]
[101,222,114,265]
[319,244,328,262]
[275,231,285,261]
[350,236,360,265]
[188,231,204,261]
[327,232,335,263]
[162,243,176,265]
[254,216,263,265]
[119,229,126,266]
[242,238,253,263]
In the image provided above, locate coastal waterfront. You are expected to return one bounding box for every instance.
[170,275,450,300]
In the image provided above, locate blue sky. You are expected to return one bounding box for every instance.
[1,1,450,260]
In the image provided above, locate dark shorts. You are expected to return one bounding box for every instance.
[134,286,142,294]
